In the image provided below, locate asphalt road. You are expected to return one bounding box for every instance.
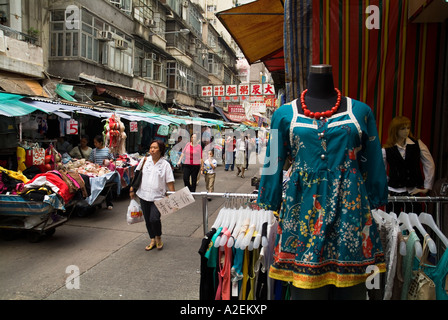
[0,153,264,300]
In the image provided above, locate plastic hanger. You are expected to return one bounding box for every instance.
[398,212,423,258]
[409,213,437,254]
[419,212,448,248]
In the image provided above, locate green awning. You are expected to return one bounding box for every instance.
[0,92,42,117]
[139,102,170,115]
[55,84,77,102]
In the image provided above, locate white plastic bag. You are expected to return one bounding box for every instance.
[127,199,144,225]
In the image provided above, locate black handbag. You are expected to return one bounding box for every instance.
[130,157,147,191]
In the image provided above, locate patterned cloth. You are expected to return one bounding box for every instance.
[257,98,389,289]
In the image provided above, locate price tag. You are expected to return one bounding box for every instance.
[130,121,138,132]
[66,119,79,135]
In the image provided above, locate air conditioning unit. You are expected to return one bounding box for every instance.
[97,31,113,41]
[144,52,159,61]
[144,18,156,28]
[115,39,128,50]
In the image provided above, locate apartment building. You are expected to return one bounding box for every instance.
[0,0,240,117]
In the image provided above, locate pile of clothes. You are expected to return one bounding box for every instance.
[0,166,89,204]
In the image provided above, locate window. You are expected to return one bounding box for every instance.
[108,0,132,15]
[208,53,222,76]
[134,44,165,82]
[0,0,9,26]
[50,8,133,75]
[167,61,196,95]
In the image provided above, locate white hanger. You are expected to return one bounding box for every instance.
[398,212,423,258]
[228,207,246,248]
[233,211,250,249]
[409,213,437,254]
[240,210,257,250]
[419,212,448,248]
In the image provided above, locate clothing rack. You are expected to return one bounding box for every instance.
[167,191,258,235]
[168,192,448,236]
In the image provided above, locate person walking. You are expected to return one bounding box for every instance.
[130,140,175,251]
[235,135,247,178]
[224,136,234,171]
[203,150,217,200]
[177,133,203,192]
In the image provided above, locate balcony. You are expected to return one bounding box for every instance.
[0,25,44,78]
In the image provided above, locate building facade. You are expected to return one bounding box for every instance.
[0,0,241,118]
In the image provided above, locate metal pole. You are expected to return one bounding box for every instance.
[201,191,208,235]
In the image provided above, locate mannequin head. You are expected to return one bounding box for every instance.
[384,116,415,148]
[301,64,347,114]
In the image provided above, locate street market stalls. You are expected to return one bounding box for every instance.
[0,91,232,240]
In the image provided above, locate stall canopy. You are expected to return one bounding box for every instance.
[0,93,39,117]
[216,0,285,74]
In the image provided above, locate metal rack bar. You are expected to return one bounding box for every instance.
[168,191,448,236]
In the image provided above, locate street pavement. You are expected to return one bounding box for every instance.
[0,152,265,300]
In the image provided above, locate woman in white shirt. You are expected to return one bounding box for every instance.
[130,140,175,251]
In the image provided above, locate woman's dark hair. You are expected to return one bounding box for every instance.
[80,134,89,141]
[94,135,104,145]
[150,139,166,155]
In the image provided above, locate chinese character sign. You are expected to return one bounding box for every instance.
[263,84,275,95]
[202,83,275,97]
[226,85,237,96]
[201,86,213,97]
[214,85,225,96]
[239,84,250,96]
[251,84,263,96]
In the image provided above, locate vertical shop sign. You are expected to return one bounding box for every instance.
[130,122,138,132]
[66,119,79,135]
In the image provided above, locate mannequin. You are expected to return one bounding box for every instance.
[299,64,347,116]
[257,64,388,300]
[382,116,435,196]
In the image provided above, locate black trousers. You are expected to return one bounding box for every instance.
[182,164,201,192]
[140,199,162,239]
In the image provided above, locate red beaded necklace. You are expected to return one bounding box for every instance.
[300,88,342,119]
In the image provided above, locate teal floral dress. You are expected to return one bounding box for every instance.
[257,98,388,289]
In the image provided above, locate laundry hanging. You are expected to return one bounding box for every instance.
[198,198,277,301]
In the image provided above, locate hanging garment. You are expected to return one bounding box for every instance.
[198,228,218,300]
[413,240,448,300]
[401,231,420,300]
[257,98,388,289]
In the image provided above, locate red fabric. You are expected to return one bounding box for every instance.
[26,171,74,203]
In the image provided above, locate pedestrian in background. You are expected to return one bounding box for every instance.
[235,135,247,178]
[177,133,203,192]
[203,149,217,200]
[224,136,234,171]
[130,140,175,251]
